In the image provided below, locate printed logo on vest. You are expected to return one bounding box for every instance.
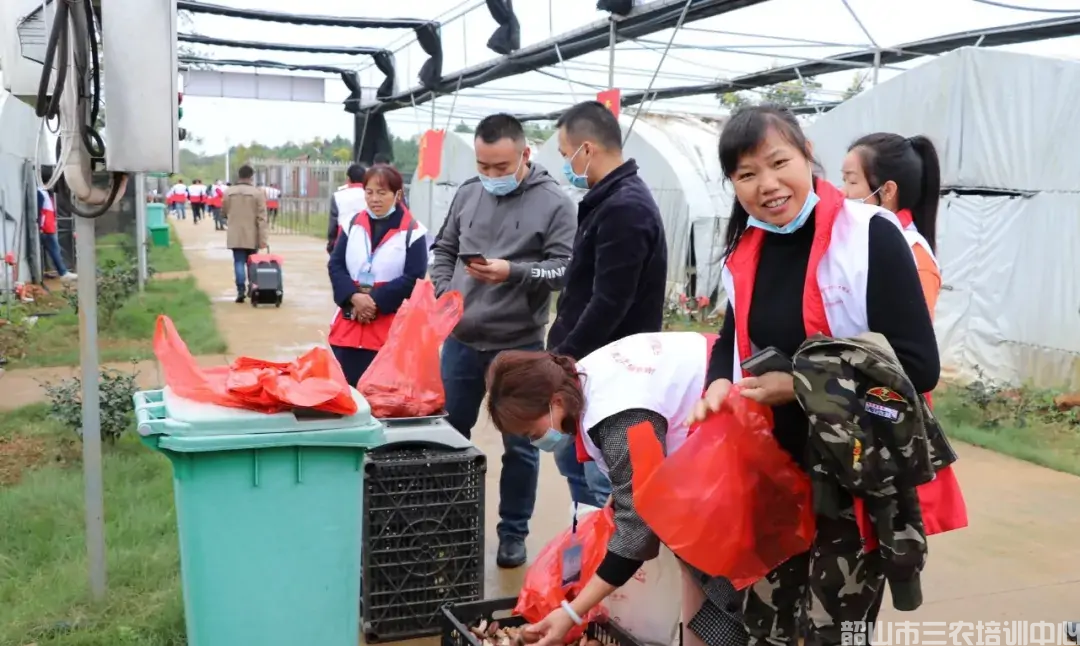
[821,284,852,307]
[867,386,905,403]
[865,400,900,421]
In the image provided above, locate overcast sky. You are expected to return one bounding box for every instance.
[179,0,1080,153]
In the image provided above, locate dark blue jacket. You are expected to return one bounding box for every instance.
[328,208,428,314]
[547,160,668,360]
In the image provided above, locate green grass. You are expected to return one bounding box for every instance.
[933,386,1080,477]
[97,227,189,274]
[4,277,226,369]
[0,405,186,646]
[271,211,328,241]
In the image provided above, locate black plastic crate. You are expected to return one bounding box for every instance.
[441,597,645,646]
[362,446,487,643]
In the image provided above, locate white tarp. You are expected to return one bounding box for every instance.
[0,90,50,289]
[536,113,730,301]
[807,47,1080,389]
[935,192,1080,390]
[810,47,1080,194]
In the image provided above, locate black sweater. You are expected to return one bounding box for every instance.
[706,214,940,462]
[547,160,668,360]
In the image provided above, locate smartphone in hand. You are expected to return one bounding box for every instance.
[740,346,793,376]
[458,252,488,266]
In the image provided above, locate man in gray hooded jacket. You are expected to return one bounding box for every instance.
[430,113,577,568]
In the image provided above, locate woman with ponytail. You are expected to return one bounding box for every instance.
[841,134,969,631]
[484,331,719,646]
[327,164,428,385]
[841,133,943,314]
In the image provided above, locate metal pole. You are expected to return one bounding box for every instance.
[224,138,231,180]
[608,20,617,89]
[872,49,881,86]
[624,0,693,145]
[135,173,147,290]
[75,213,107,600]
[428,99,436,228]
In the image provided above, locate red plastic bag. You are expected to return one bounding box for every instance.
[153,315,358,415]
[514,506,615,640]
[628,388,815,589]
[357,279,462,418]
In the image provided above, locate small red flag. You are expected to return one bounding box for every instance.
[597,88,621,118]
[416,129,446,181]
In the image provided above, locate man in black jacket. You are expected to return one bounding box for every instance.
[547,100,668,505]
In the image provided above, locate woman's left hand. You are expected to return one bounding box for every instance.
[521,606,577,646]
[738,372,796,406]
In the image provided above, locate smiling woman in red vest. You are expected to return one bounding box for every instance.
[687,105,949,646]
[327,165,429,386]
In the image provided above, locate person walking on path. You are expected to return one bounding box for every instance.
[328,163,367,254]
[430,113,577,569]
[222,164,268,303]
[546,100,669,508]
[37,182,76,282]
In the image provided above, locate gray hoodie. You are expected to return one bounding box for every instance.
[430,162,577,351]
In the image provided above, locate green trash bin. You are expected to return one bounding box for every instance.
[133,387,385,646]
[148,224,170,247]
[147,203,166,228]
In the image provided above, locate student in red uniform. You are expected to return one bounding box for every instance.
[327,164,367,253]
[207,180,226,230]
[687,105,948,646]
[38,185,76,281]
[167,178,188,219]
[266,183,280,221]
[188,179,207,223]
[327,165,429,385]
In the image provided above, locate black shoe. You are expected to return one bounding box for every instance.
[496,538,527,569]
[235,293,245,303]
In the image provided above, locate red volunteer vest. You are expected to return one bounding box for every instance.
[207,187,223,208]
[327,209,416,352]
[574,332,719,463]
[726,180,967,545]
[39,189,57,234]
[189,187,205,204]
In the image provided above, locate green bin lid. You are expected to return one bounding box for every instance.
[134,387,384,453]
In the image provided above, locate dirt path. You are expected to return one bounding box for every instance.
[3,217,1078,641]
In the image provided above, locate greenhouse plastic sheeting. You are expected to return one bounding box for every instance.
[809,47,1080,194]
[934,193,1080,389]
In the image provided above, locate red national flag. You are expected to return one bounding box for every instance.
[597,88,621,118]
[416,129,446,181]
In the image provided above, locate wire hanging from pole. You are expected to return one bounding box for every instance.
[553,44,581,103]
[624,0,694,145]
[970,0,1080,12]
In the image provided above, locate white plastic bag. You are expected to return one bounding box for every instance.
[572,504,683,646]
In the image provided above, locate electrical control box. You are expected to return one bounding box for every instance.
[101,0,179,173]
[0,0,57,104]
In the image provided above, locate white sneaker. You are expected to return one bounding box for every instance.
[61,272,78,281]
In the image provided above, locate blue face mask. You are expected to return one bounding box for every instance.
[367,205,396,220]
[746,176,820,235]
[479,154,524,196]
[531,428,568,453]
[531,405,568,452]
[562,144,591,190]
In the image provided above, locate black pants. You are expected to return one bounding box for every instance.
[191,203,204,222]
[331,345,377,387]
